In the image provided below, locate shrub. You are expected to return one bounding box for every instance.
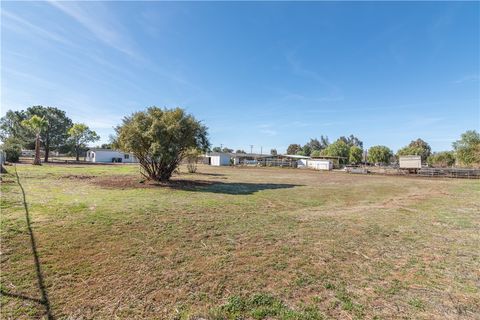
[1,139,22,162]
[427,151,455,168]
[114,107,209,181]
[185,148,202,173]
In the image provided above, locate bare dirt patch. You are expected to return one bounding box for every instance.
[61,174,96,180]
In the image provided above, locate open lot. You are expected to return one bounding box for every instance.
[1,164,479,319]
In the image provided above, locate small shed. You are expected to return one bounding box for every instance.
[207,153,231,166]
[86,149,138,163]
[298,158,333,171]
[306,159,333,171]
[399,155,421,169]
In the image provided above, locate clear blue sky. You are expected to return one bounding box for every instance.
[1,1,479,153]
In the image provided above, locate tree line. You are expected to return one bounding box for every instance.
[1,105,479,182]
[0,106,100,163]
[1,106,209,182]
[284,132,480,167]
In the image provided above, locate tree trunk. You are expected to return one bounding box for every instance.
[1,165,7,174]
[33,134,41,165]
[75,146,80,161]
[44,134,49,162]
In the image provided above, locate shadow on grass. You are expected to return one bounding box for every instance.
[166,180,301,195]
[0,166,54,319]
[191,172,226,177]
[92,176,301,195]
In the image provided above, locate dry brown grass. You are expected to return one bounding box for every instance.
[1,164,479,319]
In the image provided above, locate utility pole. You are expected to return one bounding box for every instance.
[260,146,263,155]
[250,145,254,154]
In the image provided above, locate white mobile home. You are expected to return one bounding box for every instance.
[85,149,138,163]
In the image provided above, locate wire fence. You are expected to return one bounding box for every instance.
[417,168,480,179]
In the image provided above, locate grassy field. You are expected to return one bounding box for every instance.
[1,164,479,319]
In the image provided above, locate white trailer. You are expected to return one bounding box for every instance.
[399,156,422,169]
[399,155,422,173]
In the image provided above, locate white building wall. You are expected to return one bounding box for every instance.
[298,159,332,170]
[210,154,231,166]
[297,159,308,168]
[307,160,332,170]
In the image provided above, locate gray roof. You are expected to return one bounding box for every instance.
[206,152,269,158]
[87,148,128,153]
[281,154,311,159]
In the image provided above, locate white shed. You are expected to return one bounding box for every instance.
[307,159,333,170]
[85,149,138,163]
[208,153,231,166]
[298,159,333,171]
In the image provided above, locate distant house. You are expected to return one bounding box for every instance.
[85,149,138,163]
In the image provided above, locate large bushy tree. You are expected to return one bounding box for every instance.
[0,110,28,142]
[320,135,329,149]
[397,138,431,162]
[301,144,312,156]
[368,145,393,164]
[287,144,302,155]
[27,106,73,162]
[68,123,100,161]
[338,134,363,149]
[307,138,321,152]
[114,107,209,182]
[349,145,363,164]
[321,140,350,164]
[453,130,480,167]
[310,150,321,157]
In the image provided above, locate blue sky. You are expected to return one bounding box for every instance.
[1,1,479,153]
